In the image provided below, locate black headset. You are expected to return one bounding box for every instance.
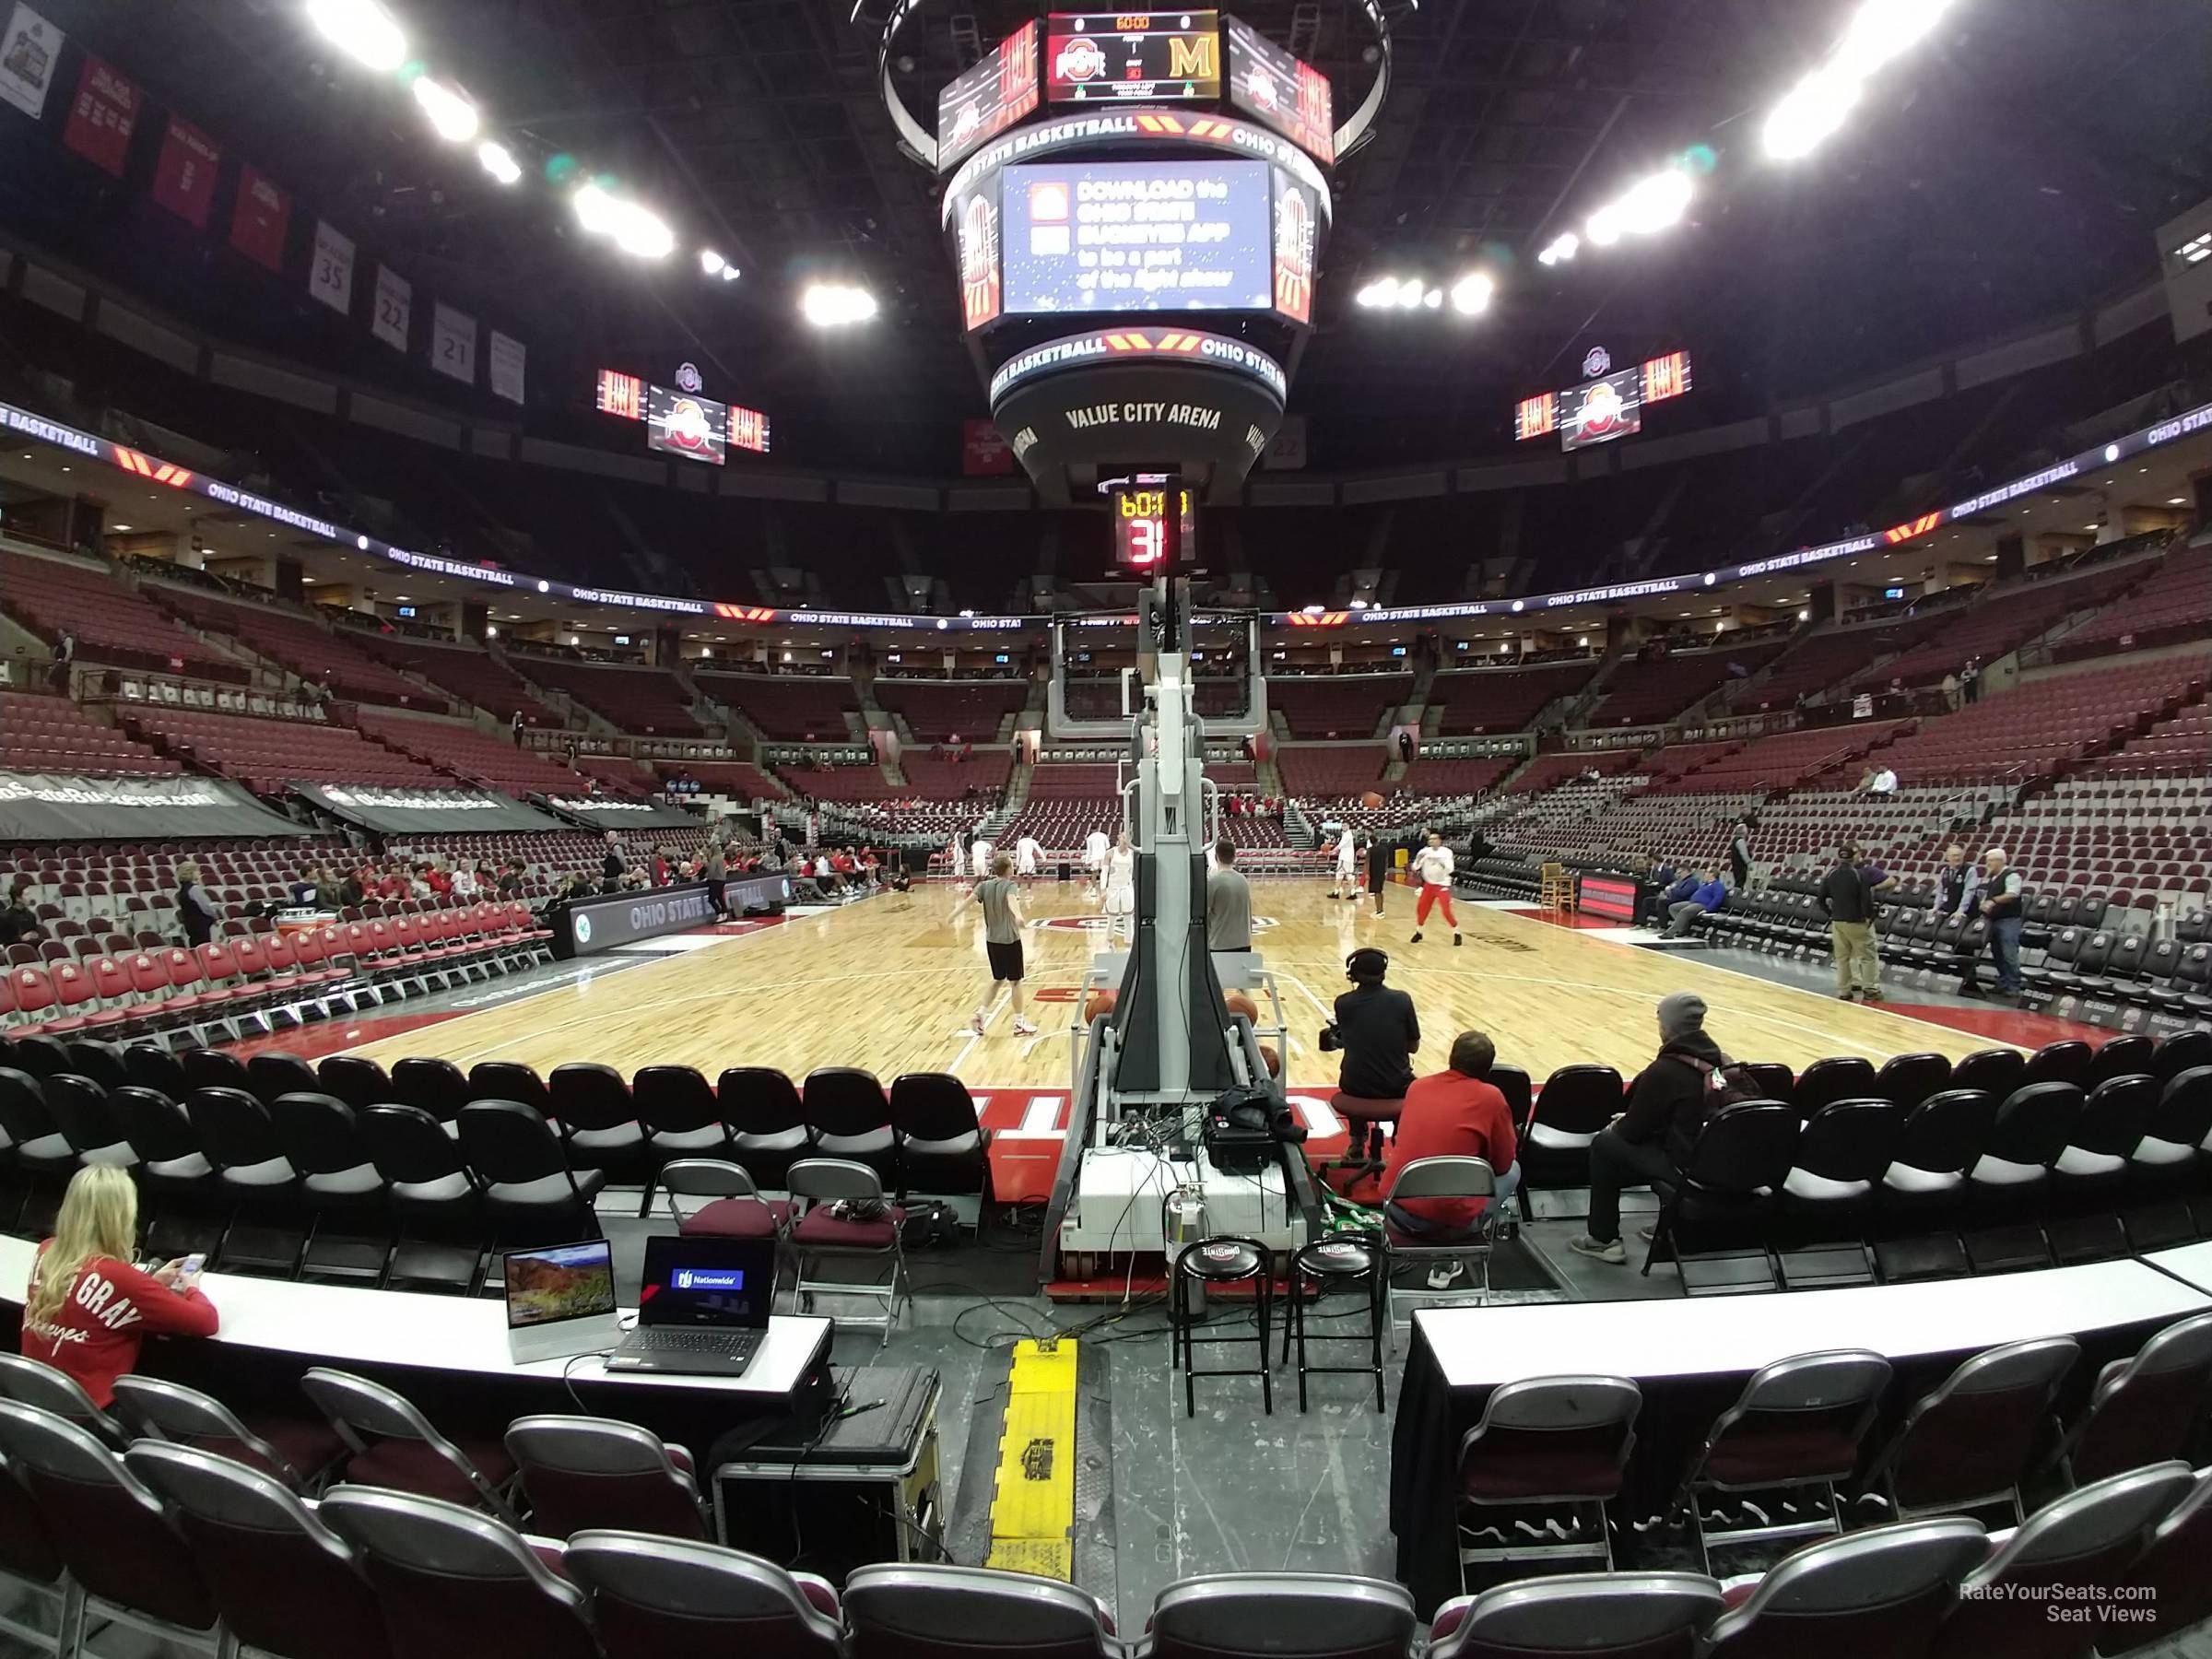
[1345,947,1389,981]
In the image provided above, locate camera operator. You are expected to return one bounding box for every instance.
[1321,947,1420,1166]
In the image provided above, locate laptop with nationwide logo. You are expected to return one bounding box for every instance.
[605,1236,774,1376]
[502,1240,619,1364]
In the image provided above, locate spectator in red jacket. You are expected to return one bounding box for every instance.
[425,864,453,899]
[1380,1030,1520,1288]
[21,1167,218,1407]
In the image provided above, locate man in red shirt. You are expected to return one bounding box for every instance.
[1379,1030,1520,1288]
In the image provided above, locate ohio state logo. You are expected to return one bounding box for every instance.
[1577,379,1627,438]
[662,397,717,454]
[1030,914,1277,934]
[1054,35,1105,83]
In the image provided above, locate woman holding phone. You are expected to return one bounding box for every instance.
[20,1167,218,1406]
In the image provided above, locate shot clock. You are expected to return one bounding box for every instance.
[1110,474,1194,571]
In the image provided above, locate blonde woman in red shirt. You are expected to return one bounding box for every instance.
[21,1167,218,1406]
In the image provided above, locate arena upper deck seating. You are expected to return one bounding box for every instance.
[339,629,563,725]
[352,711,589,797]
[774,759,899,802]
[0,690,179,776]
[1267,674,1411,739]
[1728,628,1886,713]
[1646,721,1912,795]
[118,708,449,795]
[1504,750,1638,795]
[901,753,1012,798]
[870,678,1026,743]
[1275,747,1386,797]
[1430,661,1597,735]
[512,657,709,736]
[2056,552,2212,662]
[1869,659,2206,786]
[147,586,442,711]
[694,673,856,742]
[1851,560,2151,690]
[1585,643,1788,728]
[0,549,243,682]
[1397,756,1516,795]
[656,759,785,800]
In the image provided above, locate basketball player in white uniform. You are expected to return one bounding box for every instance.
[1084,827,1110,896]
[1329,826,1358,899]
[970,836,993,888]
[947,833,967,880]
[1101,831,1135,941]
[1016,833,1043,883]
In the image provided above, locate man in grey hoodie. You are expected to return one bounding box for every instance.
[1568,992,1728,1265]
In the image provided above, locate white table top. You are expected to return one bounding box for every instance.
[2143,1242,2212,1296]
[1415,1259,2212,1390]
[0,1235,830,1399]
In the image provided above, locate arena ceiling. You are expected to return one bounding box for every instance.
[30,0,2212,473]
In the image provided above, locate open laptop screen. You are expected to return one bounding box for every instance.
[637,1236,774,1328]
[502,1241,617,1330]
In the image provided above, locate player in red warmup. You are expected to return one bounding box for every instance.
[1409,830,1462,947]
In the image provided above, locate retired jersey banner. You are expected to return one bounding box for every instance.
[291,782,559,835]
[961,419,1013,476]
[308,220,355,315]
[430,302,476,383]
[0,4,63,121]
[60,53,135,177]
[0,772,309,841]
[229,163,291,272]
[488,329,525,404]
[371,264,411,351]
[150,113,220,228]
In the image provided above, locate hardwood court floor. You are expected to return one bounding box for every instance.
[342,879,2022,1087]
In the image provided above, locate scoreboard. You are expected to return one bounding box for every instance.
[1224,14,1333,165]
[1515,349,1693,451]
[1047,12,1222,103]
[595,369,769,462]
[936,21,1041,173]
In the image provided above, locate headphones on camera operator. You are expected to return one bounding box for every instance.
[1317,947,1390,1053]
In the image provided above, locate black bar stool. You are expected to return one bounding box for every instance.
[1171,1235,1273,1417]
[1280,1230,1387,1413]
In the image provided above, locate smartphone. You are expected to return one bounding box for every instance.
[176,1253,206,1278]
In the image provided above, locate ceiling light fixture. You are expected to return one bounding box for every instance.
[801,282,877,325]
[411,77,478,144]
[1449,272,1493,314]
[477,140,522,184]
[304,0,406,72]
[1536,233,1578,265]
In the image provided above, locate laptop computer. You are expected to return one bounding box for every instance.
[605,1235,774,1377]
[502,1240,620,1364]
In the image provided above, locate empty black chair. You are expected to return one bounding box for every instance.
[2024,1041,2093,1088]
[628,1064,729,1211]
[803,1067,896,1177]
[547,1064,651,1184]
[42,1074,134,1166]
[106,1085,222,1254]
[1950,1048,2026,1100]
[123,1044,190,1101]
[318,1056,394,1113]
[245,1053,321,1108]
[2155,1030,2212,1083]
[456,1101,605,1245]
[1875,1053,1952,1110]
[1739,1062,1796,1107]
[2087,1034,2156,1088]
[184,1088,303,1276]
[468,1061,553,1117]
[570,1531,846,1659]
[180,1048,253,1097]
[2046,1312,2212,1487]
[2049,1075,2159,1227]
[1794,1058,1878,1120]
[1648,1101,1802,1294]
[361,1104,485,1293]
[1517,1065,1621,1188]
[0,1069,72,1193]
[1429,1572,1724,1659]
[715,1067,810,1187]
[270,1093,390,1283]
[888,1073,988,1199]
[61,1041,128,1092]
[392,1057,472,1126]
[1779,1099,1904,1246]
